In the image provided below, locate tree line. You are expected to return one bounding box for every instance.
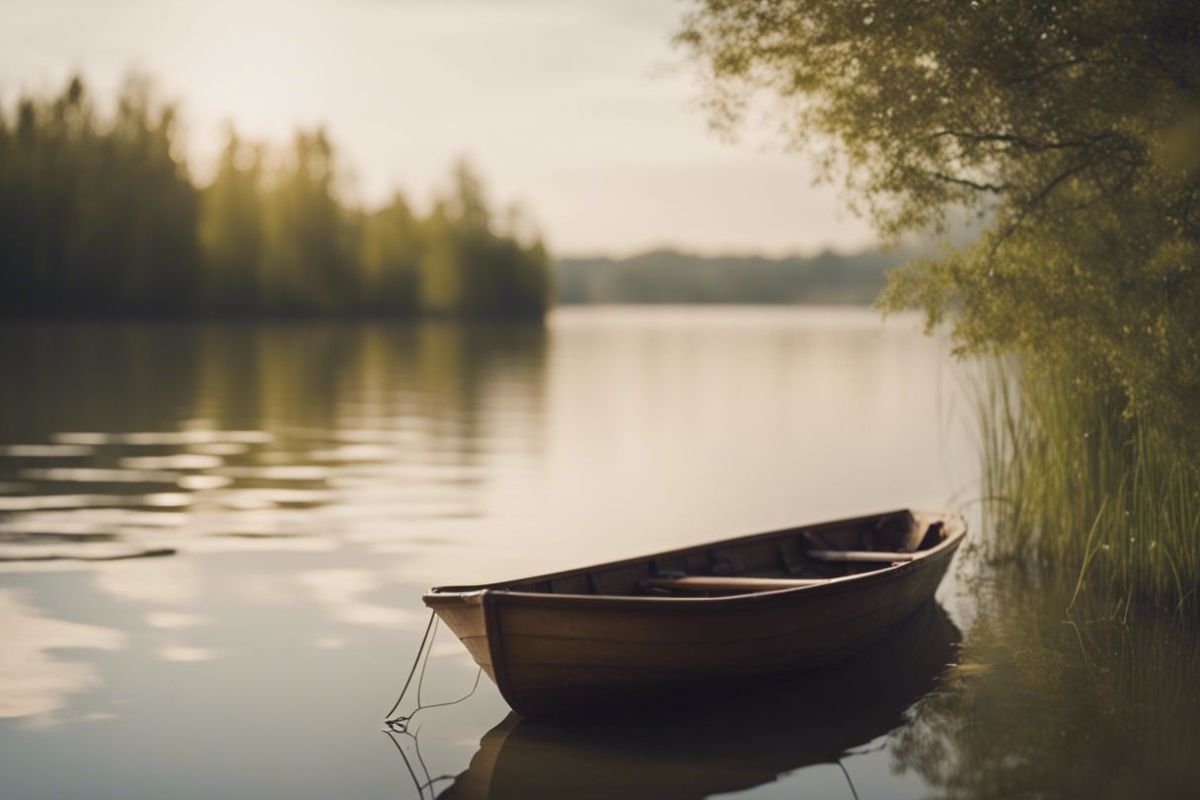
[0,75,551,317]
[557,248,908,305]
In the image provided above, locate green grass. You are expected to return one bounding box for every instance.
[975,359,1200,614]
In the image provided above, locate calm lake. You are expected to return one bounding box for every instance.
[1,307,1196,799]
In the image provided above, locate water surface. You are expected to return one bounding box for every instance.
[1,308,1195,799]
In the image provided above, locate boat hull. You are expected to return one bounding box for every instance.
[425,513,962,717]
[433,601,961,799]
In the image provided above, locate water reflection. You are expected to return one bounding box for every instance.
[296,569,420,629]
[891,578,1200,799]
[1,309,994,798]
[93,558,199,605]
[431,602,959,800]
[0,588,124,724]
[0,310,1195,799]
[0,321,547,565]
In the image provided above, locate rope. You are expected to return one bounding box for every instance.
[383,729,428,799]
[383,609,484,731]
[384,727,460,799]
[383,609,436,722]
[837,760,862,800]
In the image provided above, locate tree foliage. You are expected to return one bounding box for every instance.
[0,75,200,313]
[0,75,551,318]
[678,0,1200,434]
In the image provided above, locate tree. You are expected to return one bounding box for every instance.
[418,160,551,317]
[200,128,266,309]
[0,74,200,314]
[0,75,551,319]
[677,0,1200,434]
[359,192,421,313]
[261,128,353,312]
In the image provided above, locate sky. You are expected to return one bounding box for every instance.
[0,0,877,257]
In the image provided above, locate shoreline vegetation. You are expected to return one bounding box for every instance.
[977,360,1200,614]
[679,0,1200,612]
[0,75,551,319]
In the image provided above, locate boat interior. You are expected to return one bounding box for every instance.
[435,510,957,599]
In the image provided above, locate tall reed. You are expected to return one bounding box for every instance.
[975,359,1200,613]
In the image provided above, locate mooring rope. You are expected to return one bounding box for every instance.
[383,609,484,731]
[383,609,437,723]
[837,760,862,800]
[384,726,462,799]
[383,728,429,799]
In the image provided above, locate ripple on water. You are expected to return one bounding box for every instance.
[184,442,250,457]
[176,474,233,491]
[0,493,190,512]
[20,468,180,484]
[53,431,273,446]
[219,488,334,509]
[119,454,223,471]
[1,410,487,564]
[0,444,94,457]
[0,531,117,544]
[0,544,175,563]
[216,465,331,482]
[0,509,187,536]
[187,536,335,554]
[306,444,397,462]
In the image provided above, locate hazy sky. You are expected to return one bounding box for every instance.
[0,0,877,256]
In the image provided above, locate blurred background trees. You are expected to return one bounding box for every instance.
[0,75,551,318]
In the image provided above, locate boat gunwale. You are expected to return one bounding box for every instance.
[482,532,960,612]
[423,509,966,611]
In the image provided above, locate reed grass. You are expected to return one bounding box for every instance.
[974,359,1200,614]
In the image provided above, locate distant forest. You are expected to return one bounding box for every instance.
[557,248,909,305]
[0,76,551,318]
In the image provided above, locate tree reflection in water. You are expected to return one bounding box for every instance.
[891,574,1200,799]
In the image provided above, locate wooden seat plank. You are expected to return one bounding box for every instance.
[806,549,918,563]
[643,575,829,593]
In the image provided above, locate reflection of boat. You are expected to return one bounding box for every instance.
[436,601,960,800]
[424,509,965,717]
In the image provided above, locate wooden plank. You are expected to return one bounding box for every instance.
[642,575,829,593]
[807,549,918,563]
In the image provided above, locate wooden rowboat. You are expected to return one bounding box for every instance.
[424,508,965,717]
